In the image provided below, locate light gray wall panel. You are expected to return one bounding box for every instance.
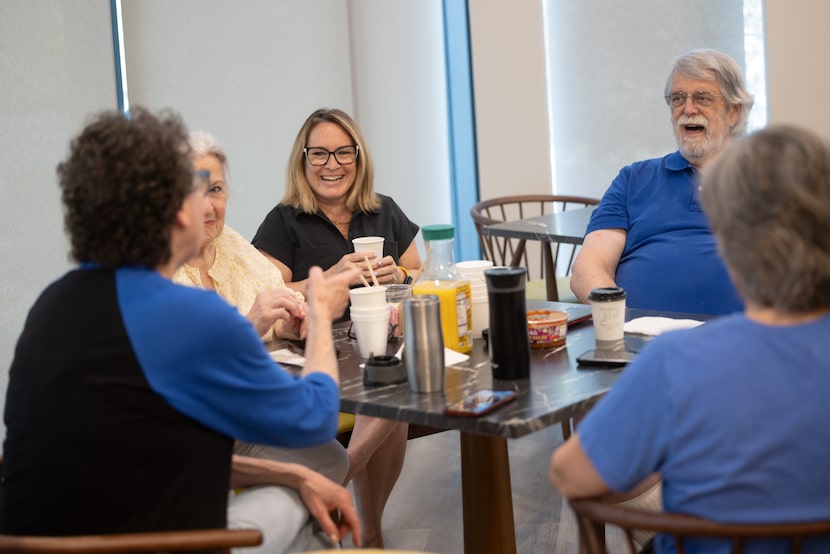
[121,0,355,241]
[766,0,830,135]
[468,2,552,204]
[0,0,117,443]
[348,0,451,247]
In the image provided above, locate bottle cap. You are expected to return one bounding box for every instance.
[421,224,454,241]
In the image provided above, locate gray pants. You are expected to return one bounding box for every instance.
[228,486,332,553]
[228,440,349,553]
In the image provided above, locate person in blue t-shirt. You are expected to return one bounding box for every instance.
[551,124,830,554]
[570,49,755,315]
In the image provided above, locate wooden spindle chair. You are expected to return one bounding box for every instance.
[470,194,599,301]
[570,497,830,554]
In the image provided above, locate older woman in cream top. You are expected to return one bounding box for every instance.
[173,131,348,484]
[173,132,306,342]
[174,224,305,342]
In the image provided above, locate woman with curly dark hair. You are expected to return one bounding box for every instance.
[58,107,195,269]
[1,107,362,551]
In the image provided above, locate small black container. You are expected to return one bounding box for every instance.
[484,267,530,380]
[364,354,407,386]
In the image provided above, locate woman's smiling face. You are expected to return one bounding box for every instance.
[304,121,356,205]
[193,153,226,248]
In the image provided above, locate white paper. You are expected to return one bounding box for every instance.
[269,348,306,367]
[623,316,704,336]
[382,344,469,368]
[274,344,471,370]
[443,347,470,366]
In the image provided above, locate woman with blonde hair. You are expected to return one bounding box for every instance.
[253,108,421,295]
[253,108,421,547]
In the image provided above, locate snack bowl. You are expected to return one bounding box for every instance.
[527,309,568,349]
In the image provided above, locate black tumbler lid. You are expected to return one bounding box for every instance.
[483,267,526,289]
[588,287,626,301]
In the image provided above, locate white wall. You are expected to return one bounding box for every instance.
[1,1,117,444]
[122,0,450,251]
[467,2,552,202]
[122,0,356,240]
[348,1,452,235]
[765,0,830,135]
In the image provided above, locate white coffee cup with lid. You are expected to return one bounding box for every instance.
[588,287,627,341]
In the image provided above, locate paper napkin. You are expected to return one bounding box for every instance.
[623,316,704,336]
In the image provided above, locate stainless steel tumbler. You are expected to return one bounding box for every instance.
[402,295,445,392]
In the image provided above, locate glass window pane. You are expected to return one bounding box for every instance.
[543,0,767,199]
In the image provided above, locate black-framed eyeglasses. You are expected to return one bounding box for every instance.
[665,91,723,108]
[303,145,359,166]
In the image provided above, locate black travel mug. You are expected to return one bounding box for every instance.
[484,267,530,380]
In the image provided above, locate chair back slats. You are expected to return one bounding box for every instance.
[570,498,830,554]
[470,194,599,284]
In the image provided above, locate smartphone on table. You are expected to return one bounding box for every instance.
[444,389,517,417]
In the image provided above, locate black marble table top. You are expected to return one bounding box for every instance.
[481,205,595,245]
[270,302,705,440]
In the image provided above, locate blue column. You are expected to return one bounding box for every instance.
[443,0,480,260]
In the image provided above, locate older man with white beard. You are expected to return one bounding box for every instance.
[570,49,754,315]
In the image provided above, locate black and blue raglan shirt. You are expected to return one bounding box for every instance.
[0,266,339,535]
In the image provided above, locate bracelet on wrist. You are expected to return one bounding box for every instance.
[398,265,413,284]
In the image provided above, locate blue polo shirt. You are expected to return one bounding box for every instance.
[586,151,742,315]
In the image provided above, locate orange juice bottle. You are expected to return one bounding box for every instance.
[412,225,472,353]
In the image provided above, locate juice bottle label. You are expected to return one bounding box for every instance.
[454,281,472,353]
[412,280,472,353]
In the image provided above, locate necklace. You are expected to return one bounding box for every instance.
[322,209,352,226]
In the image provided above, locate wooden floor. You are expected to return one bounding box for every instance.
[342,425,627,553]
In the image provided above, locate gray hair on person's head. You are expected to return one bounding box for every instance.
[664,48,755,137]
[700,124,830,312]
[188,131,230,184]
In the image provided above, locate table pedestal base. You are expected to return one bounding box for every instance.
[460,432,517,554]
